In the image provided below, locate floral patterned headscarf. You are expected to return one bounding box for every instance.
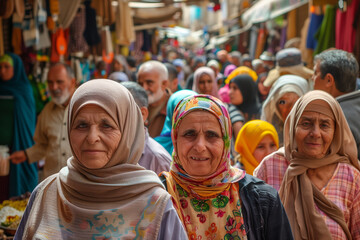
[170,95,244,198]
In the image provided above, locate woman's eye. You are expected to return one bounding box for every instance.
[207,131,220,138]
[76,123,88,129]
[278,100,286,105]
[183,131,195,137]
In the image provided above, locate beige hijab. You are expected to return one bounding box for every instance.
[24,79,170,239]
[279,90,360,240]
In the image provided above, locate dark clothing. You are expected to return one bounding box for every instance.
[337,90,360,160]
[160,174,293,240]
[185,73,194,90]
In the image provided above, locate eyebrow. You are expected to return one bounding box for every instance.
[300,116,332,123]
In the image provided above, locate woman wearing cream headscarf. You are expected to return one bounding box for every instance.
[234,120,279,175]
[261,74,309,146]
[192,66,219,98]
[255,90,360,239]
[15,80,187,239]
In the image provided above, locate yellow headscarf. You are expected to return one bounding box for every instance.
[235,120,279,175]
[224,66,258,84]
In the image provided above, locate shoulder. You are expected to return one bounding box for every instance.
[146,137,172,160]
[337,90,360,103]
[237,174,278,199]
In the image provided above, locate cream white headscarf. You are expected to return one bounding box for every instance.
[23,79,170,239]
[279,90,360,240]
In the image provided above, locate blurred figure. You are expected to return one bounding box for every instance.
[217,49,231,74]
[0,53,37,200]
[172,59,185,87]
[261,75,309,146]
[259,51,275,70]
[112,55,132,81]
[234,120,279,175]
[164,63,181,93]
[252,59,267,76]
[11,63,76,181]
[241,54,252,69]
[192,66,219,97]
[263,48,313,88]
[256,72,271,103]
[137,60,170,138]
[108,71,129,83]
[207,59,224,87]
[126,56,137,81]
[122,81,171,174]
[93,60,108,79]
[154,90,197,155]
[230,51,242,67]
[184,56,206,89]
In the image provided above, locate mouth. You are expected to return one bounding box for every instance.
[190,156,209,161]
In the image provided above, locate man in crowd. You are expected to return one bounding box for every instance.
[217,50,231,74]
[10,63,76,180]
[165,63,182,93]
[137,60,170,138]
[230,51,242,67]
[313,49,360,159]
[121,81,171,174]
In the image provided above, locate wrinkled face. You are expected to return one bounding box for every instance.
[253,135,277,163]
[176,111,224,176]
[198,74,213,95]
[229,82,243,105]
[295,111,335,159]
[312,61,327,92]
[258,75,270,96]
[70,105,122,169]
[277,92,299,121]
[137,70,164,105]
[0,62,14,81]
[47,65,74,105]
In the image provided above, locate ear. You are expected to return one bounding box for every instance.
[140,106,149,123]
[71,77,77,88]
[172,78,178,90]
[325,73,335,88]
[161,80,169,90]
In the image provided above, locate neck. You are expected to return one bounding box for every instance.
[307,163,338,190]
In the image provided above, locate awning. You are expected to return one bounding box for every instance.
[241,0,309,27]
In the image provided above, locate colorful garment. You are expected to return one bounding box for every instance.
[162,95,247,239]
[155,90,197,155]
[235,120,279,175]
[0,53,38,198]
[21,80,172,239]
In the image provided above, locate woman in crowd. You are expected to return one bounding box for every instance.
[234,120,279,175]
[192,66,219,97]
[261,74,309,145]
[0,53,38,201]
[14,80,187,239]
[254,90,360,239]
[229,74,261,122]
[256,72,270,103]
[112,54,132,81]
[155,89,197,155]
[160,95,293,240]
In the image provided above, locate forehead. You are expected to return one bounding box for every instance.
[138,70,160,82]
[300,111,333,122]
[179,110,220,129]
[279,92,299,99]
[199,73,212,80]
[48,65,70,81]
[0,62,13,67]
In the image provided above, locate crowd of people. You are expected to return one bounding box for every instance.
[1,44,360,239]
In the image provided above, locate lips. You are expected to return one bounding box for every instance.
[190,156,209,161]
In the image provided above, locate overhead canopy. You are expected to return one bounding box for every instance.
[241,0,309,27]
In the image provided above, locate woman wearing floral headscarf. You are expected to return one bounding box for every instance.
[15,80,187,239]
[160,95,293,240]
[255,90,360,239]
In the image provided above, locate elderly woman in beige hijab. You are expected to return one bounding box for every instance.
[14,80,187,239]
[255,90,360,239]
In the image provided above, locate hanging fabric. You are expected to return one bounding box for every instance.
[58,0,81,28]
[68,6,89,54]
[115,0,135,46]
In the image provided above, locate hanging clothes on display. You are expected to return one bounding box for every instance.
[314,5,336,55]
[68,6,88,54]
[306,9,324,50]
[83,0,101,46]
[335,0,360,52]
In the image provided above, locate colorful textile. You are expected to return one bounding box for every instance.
[235,120,279,176]
[279,90,360,239]
[314,5,336,55]
[224,66,257,84]
[161,95,246,239]
[22,80,170,239]
[0,53,38,197]
[154,90,197,155]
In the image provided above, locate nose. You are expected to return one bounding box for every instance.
[310,124,321,138]
[193,134,206,152]
[87,126,100,144]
